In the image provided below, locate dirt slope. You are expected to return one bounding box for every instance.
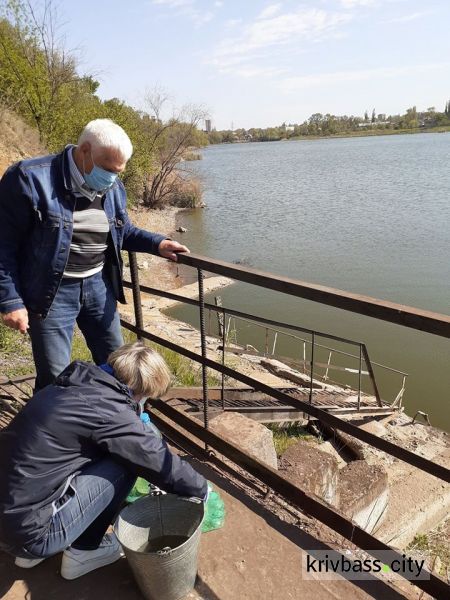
[0,109,46,176]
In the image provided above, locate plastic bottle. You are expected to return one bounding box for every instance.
[201,485,225,533]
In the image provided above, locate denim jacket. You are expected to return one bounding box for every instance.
[0,145,166,317]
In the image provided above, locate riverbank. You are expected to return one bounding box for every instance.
[210,125,450,146]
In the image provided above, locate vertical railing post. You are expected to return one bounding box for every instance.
[221,309,226,411]
[265,328,269,356]
[309,332,315,406]
[197,268,209,450]
[358,344,362,411]
[128,251,144,339]
[302,341,306,373]
[361,344,382,407]
[272,332,278,355]
[215,296,223,337]
[324,351,332,381]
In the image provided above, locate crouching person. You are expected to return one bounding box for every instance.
[0,342,207,579]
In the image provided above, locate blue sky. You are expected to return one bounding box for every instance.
[59,0,450,129]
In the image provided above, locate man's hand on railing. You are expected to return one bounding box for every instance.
[158,240,190,262]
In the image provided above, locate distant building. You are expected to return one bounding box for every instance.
[205,119,212,133]
[285,125,295,132]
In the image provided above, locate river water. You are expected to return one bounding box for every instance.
[168,133,450,432]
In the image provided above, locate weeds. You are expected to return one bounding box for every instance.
[268,423,319,456]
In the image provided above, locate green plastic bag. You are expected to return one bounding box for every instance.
[126,477,150,503]
[202,487,225,533]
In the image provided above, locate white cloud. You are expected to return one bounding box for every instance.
[225,18,242,28]
[232,65,289,78]
[387,10,434,23]
[258,3,283,20]
[280,63,450,92]
[214,0,224,6]
[339,0,377,8]
[210,8,352,69]
[152,0,193,6]
[151,0,214,27]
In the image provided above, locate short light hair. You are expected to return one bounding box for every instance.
[107,342,172,398]
[78,119,133,161]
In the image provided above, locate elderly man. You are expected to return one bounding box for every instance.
[0,119,187,389]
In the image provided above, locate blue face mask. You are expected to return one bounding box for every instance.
[84,153,118,191]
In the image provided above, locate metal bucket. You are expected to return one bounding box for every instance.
[114,493,204,600]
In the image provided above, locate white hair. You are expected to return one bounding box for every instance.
[78,119,133,161]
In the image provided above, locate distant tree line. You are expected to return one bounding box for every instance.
[0,0,207,206]
[208,102,450,145]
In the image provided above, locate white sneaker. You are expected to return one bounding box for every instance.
[15,556,46,568]
[60,533,123,580]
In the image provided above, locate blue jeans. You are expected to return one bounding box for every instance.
[29,270,124,390]
[20,459,135,558]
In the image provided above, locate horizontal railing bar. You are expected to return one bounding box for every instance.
[120,319,450,483]
[221,315,407,375]
[174,253,450,338]
[222,346,400,383]
[123,280,361,347]
[150,401,448,599]
[123,280,409,377]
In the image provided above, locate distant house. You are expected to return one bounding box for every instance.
[284,125,295,132]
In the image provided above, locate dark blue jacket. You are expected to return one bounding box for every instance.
[0,146,166,317]
[0,362,207,550]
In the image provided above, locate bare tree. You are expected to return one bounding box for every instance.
[142,88,208,208]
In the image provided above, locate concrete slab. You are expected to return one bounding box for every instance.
[374,448,450,549]
[279,440,339,506]
[209,412,278,470]
[317,440,347,469]
[338,461,388,533]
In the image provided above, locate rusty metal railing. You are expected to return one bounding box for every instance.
[124,250,449,480]
[123,250,450,598]
[123,278,389,410]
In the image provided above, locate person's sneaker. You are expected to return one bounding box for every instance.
[14,556,46,568]
[60,533,123,580]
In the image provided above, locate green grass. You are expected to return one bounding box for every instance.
[0,322,34,378]
[407,528,450,576]
[149,341,219,387]
[1,321,219,388]
[268,423,319,456]
[408,534,428,551]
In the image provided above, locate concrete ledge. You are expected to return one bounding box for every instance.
[209,412,278,470]
[338,461,388,533]
[279,440,339,505]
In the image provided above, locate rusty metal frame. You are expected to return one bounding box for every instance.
[175,253,450,338]
[123,280,386,405]
[121,318,449,483]
[124,250,450,598]
[149,401,448,600]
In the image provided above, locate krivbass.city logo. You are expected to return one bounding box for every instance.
[301,550,429,581]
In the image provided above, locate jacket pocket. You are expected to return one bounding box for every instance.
[34,212,62,248]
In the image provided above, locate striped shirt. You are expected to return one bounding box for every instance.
[64,148,110,278]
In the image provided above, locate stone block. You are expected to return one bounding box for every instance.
[338,460,388,533]
[279,440,339,505]
[209,412,278,470]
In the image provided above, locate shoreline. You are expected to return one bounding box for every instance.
[209,126,450,146]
